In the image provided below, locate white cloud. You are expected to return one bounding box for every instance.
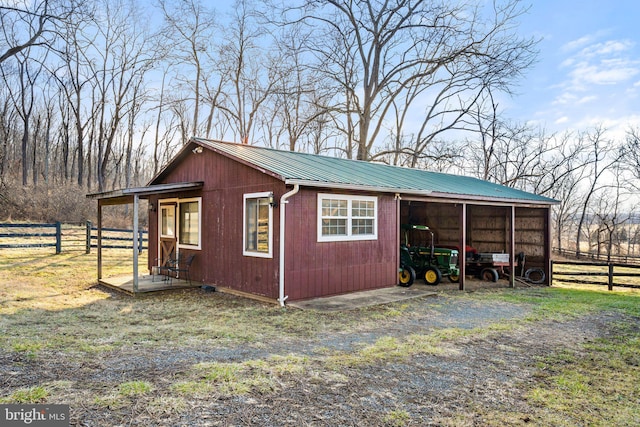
[577,95,597,104]
[556,37,640,96]
[552,92,576,105]
[555,116,569,124]
[572,114,640,140]
[569,59,640,87]
[579,39,634,57]
[562,34,598,52]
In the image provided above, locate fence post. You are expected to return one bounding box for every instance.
[86,221,92,254]
[55,222,62,254]
[608,263,614,291]
[550,260,554,286]
[138,229,143,254]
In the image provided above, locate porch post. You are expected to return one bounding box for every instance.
[546,206,552,286]
[97,201,103,280]
[510,205,516,288]
[133,194,139,293]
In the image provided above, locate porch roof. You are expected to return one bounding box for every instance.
[86,182,203,205]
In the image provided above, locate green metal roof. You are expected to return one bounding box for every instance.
[190,138,557,205]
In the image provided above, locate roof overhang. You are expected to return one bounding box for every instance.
[86,182,204,205]
[285,179,433,197]
[284,179,557,207]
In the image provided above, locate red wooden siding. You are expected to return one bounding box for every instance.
[147,149,286,299]
[283,189,398,300]
[147,148,399,301]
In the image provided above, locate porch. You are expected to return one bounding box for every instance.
[99,274,200,296]
[87,181,204,294]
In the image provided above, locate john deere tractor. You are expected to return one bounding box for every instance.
[398,224,460,287]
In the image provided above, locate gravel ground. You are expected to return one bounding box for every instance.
[1,291,634,426]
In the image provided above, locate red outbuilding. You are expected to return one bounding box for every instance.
[88,138,557,304]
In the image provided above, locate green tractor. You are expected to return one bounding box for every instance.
[398,224,460,287]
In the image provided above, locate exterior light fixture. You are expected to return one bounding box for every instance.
[192,146,203,154]
[269,192,277,207]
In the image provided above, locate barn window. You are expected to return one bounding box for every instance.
[243,192,273,258]
[318,194,377,242]
[178,198,201,249]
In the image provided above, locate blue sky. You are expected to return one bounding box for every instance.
[147,0,638,139]
[506,1,640,137]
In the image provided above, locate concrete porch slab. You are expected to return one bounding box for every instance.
[288,285,437,311]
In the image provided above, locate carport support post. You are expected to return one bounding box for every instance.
[132,194,139,293]
[459,203,467,291]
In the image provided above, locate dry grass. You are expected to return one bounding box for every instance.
[0,245,396,357]
[1,246,640,426]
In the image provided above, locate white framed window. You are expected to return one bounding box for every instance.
[318,193,377,242]
[178,197,201,249]
[243,192,273,258]
[160,204,175,238]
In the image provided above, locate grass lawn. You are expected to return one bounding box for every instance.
[1,246,640,426]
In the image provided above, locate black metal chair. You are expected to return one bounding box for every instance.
[168,254,196,285]
[153,254,178,282]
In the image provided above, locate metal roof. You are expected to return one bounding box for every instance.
[87,182,203,203]
[189,138,556,205]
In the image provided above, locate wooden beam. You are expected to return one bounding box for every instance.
[97,201,103,280]
[459,203,467,291]
[510,206,515,288]
[546,206,552,286]
[395,193,401,287]
[133,194,139,293]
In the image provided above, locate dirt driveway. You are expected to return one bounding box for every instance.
[1,288,636,426]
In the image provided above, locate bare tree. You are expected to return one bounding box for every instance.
[216,0,278,144]
[264,22,335,151]
[90,0,157,192]
[0,93,17,181]
[282,0,537,160]
[574,127,622,257]
[158,0,216,139]
[0,0,79,64]
[593,167,631,261]
[622,127,640,188]
[0,49,46,186]
[48,10,100,188]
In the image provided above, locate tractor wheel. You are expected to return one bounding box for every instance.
[524,268,546,284]
[448,273,460,283]
[481,268,499,282]
[398,265,416,287]
[424,267,442,286]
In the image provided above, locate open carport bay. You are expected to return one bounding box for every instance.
[399,199,551,288]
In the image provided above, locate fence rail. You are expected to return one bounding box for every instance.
[553,247,640,265]
[552,260,640,290]
[0,222,147,254]
[86,221,147,254]
[0,222,61,253]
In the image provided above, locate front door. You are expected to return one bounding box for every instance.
[159,203,177,269]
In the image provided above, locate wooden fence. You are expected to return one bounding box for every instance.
[0,222,147,254]
[553,247,640,266]
[552,260,640,290]
[0,222,62,253]
[85,221,147,254]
